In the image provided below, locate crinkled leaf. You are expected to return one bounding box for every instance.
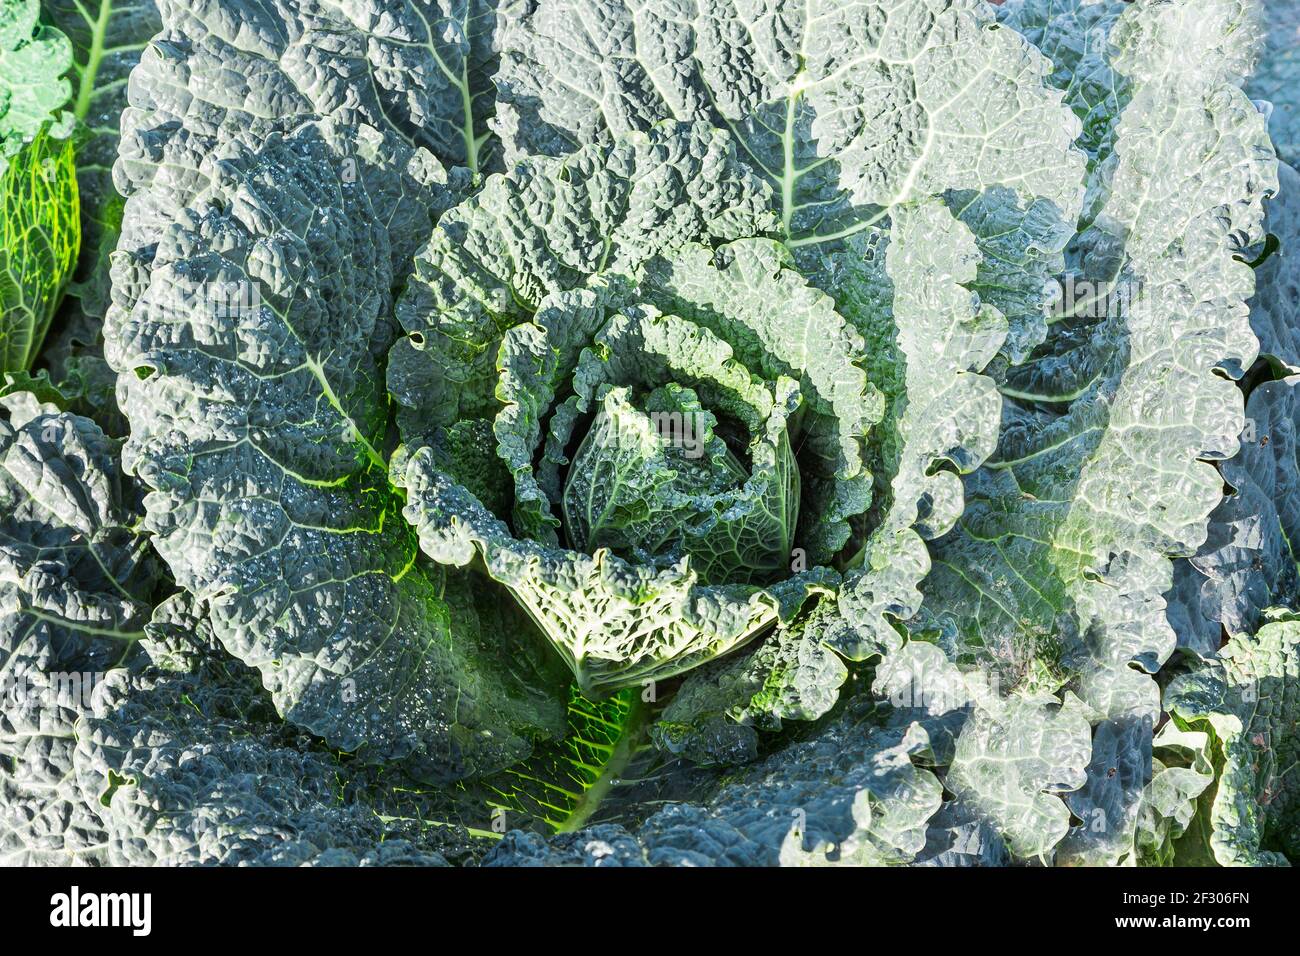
[399,456,836,696]
[1055,716,1153,866]
[0,0,72,145]
[1166,376,1300,654]
[638,237,886,561]
[652,599,852,767]
[562,381,800,587]
[496,0,1083,244]
[0,406,155,864]
[912,798,1012,867]
[1249,0,1299,167]
[482,823,649,866]
[777,725,944,867]
[998,0,1129,168]
[1,129,80,374]
[494,711,945,867]
[65,593,462,866]
[107,120,564,778]
[41,0,160,320]
[914,0,1273,731]
[482,686,648,833]
[1248,162,1300,369]
[946,686,1092,860]
[387,123,779,436]
[113,0,492,260]
[835,200,1009,661]
[1165,610,1300,865]
[1134,721,1215,866]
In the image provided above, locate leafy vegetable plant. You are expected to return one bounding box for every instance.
[1,0,1299,868]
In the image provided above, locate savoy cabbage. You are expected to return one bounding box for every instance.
[0,0,1298,869]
